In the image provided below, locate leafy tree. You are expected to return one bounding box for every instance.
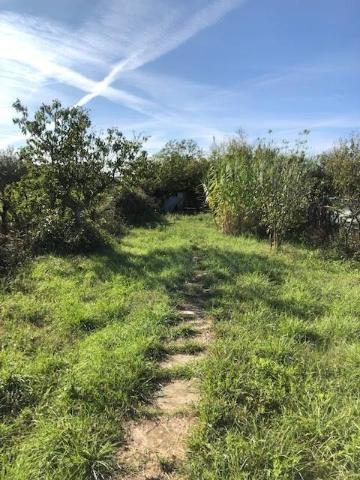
[152,139,208,204]
[13,99,147,230]
[0,148,25,234]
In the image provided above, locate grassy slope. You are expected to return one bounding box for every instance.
[1,214,360,479]
[0,216,201,480]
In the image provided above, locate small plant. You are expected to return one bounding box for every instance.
[0,373,36,418]
[159,456,177,473]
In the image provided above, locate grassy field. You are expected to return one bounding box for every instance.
[0,216,200,479]
[1,214,360,479]
[189,217,360,479]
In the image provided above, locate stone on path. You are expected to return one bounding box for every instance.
[159,353,205,369]
[178,309,196,318]
[155,379,200,414]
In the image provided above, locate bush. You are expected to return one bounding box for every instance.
[98,187,160,233]
[114,187,160,226]
[31,213,105,254]
[0,233,26,277]
[330,226,360,260]
[0,148,25,236]
[319,135,360,200]
[315,135,360,257]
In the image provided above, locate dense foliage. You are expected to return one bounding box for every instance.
[0,101,208,273]
[318,136,360,255]
[205,132,360,255]
[320,135,360,199]
[0,149,26,274]
[1,97,360,274]
[205,135,311,248]
[107,139,209,226]
[152,139,208,207]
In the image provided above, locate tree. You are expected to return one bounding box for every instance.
[0,148,25,234]
[152,139,208,207]
[12,99,147,235]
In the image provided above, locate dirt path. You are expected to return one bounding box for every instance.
[116,253,212,479]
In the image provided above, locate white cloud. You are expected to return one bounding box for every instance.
[0,1,243,147]
[0,10,158,117]
[0,0,357,153]
[76,0,243,106]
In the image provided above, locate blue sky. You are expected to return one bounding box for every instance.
[0,0,359,152]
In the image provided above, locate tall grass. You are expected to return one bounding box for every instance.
[205,137,311,247]
[205,139,257,234]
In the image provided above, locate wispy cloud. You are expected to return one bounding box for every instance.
[0,0,243,146]
[0,10,159,117]
[77,0,243,106]
[0,0,358,153]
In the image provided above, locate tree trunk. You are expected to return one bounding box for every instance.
[73,206,82,227]
[273,228,278,250]
[269,227,280,251]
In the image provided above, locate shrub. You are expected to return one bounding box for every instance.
[114,187,160,226]
[0,148,25,236]
[319,135,360,200]
[30,213,105,254]
[317,135,360,257]
[0,233,27,277]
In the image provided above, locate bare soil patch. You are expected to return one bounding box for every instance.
[117,416,196,479]
[154,379,200,414]
[115,252,212,479]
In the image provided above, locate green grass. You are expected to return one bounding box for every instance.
[186,216,360,479]
[2,214,360,479]
[0,216,202,480]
